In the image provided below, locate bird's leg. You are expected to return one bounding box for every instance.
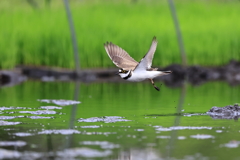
[149,79,160,91]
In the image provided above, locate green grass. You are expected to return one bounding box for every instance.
[0,0,240,69]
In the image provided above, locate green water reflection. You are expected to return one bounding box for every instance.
[0,81,240,159]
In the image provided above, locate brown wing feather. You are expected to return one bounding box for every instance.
[104,42,138,70]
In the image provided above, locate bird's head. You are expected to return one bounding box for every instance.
[118,69,131,79]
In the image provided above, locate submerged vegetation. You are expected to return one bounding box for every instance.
[0,0,240,69]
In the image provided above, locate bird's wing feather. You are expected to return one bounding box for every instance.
[104,42,138,70]
[134,36,158,72]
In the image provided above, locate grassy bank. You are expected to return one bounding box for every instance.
[0,0,240,69]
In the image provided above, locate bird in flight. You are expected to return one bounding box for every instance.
[104,36,172,91]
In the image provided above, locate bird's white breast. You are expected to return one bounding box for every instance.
[126,70,161,82]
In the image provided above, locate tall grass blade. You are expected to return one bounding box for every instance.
[168,0,187,66]
[63,0,81,74]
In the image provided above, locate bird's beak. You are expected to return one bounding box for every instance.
[115,72,119,75]
[163,71,172,74]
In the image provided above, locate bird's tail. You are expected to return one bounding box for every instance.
[159,71,172,75]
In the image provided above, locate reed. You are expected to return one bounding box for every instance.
[0,0,239,69]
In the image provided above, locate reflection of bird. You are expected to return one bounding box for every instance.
[104,36,172,91]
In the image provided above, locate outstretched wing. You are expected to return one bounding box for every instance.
[104,42,138,70]
[134,36,158,72]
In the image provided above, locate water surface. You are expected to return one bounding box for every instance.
[0,81,240,159]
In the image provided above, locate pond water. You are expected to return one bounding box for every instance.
[0,80,240,160]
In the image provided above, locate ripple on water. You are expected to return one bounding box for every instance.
[55,148,112,158]
[183,113,207,117]
[78,116,131,123]
[19,110,56,115]
[0,121,21,126]
[156,135,171,139]
[80,141,120,149]
[0,106,27,110]
[216,130,223,133]
[154,126,212,131]
[0,141,26,147]
[28,116,52,119]
[178,136,187,140]
[190,134,215,139]
[0,149,21,159]
[223,141,240,148]
[83,131,117,135]
[39,106,62,110]
[0,149,42,160]
[0,148,111,159]
[38,129,80,135]
[38,99,81,106]
[13,132,33,137]
[0,116,17,120]
[80,125,101,128]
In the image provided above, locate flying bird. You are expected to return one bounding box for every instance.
[104,36,172,91]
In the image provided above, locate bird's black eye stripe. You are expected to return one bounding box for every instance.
[119,69,128,73]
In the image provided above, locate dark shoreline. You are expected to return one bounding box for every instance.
[1,60,240,87]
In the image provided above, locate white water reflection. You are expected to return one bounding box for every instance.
[20,110,56,115]
[0,121,21,126]
[80,125,101,128]
[80,141,120,149]
[0,149,42,160]
[0,116,16,120]
[156,135,171,139]
[13,132,33,137]
[223,141,240,148]
[0,141,26,147]
[28,116,52,119]
[38,99,81,106]
[78,116,131,123]
[0,106,28,110]
[216,130,223,133]
[117,148,160,160]
[178,136,186,140]
[83,131,117,135]
[39,106,62,110]
[38,129,80,135]
[55,148,112,158]
[190,134,215,139]
[154,126,212,131]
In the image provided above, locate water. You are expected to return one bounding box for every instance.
[0,81,240,159]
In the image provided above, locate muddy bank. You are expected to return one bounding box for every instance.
[0,70,26,87]
[162,60,240,87]
[1,60,240,87]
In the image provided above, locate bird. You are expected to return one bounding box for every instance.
[104,36,172,91]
